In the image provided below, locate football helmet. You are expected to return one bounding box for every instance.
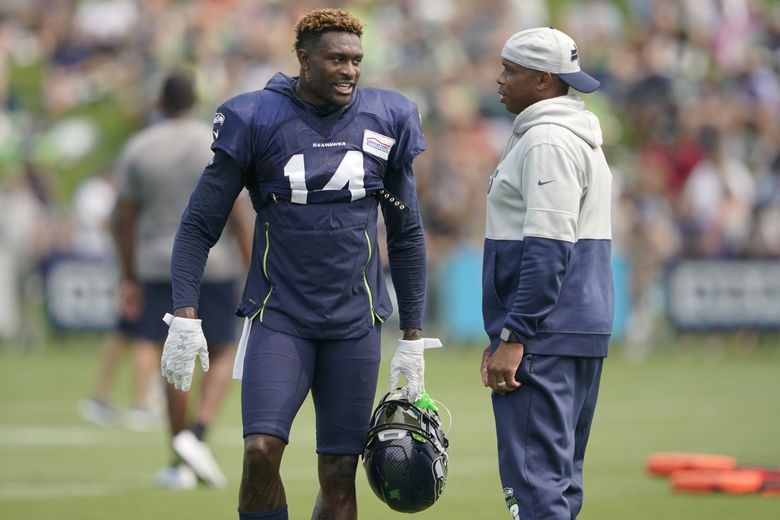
[362,389,449,513]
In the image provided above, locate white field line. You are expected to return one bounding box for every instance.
[0,425,108,446]
[0,425,245,447]
[0,481,140,502]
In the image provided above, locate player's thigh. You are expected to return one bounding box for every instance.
[198,280,240,350]
[241,322,316,442]
[311,326,381,455]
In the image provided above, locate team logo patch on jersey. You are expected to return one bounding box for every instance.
[362,129,395,160]
[212,113,225,141]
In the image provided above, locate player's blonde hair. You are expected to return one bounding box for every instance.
[293,8,364,52]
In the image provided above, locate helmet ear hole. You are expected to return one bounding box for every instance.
[362,391,449,513]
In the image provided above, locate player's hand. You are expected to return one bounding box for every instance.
[389,337,442,402]
[486,341,523,394]
[118,279,142,320]
[161,313,209,391]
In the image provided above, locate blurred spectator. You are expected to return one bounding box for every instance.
[0,165,52,348]
[70,170,116,258]
[678,126,756,257]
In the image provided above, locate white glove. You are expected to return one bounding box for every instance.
[161,313,209,391]
[389,337,442,402]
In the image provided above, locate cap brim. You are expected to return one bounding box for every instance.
[558,71,600,93]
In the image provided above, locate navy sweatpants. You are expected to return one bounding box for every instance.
[492,352,603,520]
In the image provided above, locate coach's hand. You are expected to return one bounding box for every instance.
[389,337,442,403]
[161,313,209,392]
[480,345,491,386]
[484,341,523,394]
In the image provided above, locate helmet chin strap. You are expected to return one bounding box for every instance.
[430,397,452,434]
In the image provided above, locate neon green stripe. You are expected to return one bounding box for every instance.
[262,222,270,278]
[362,229,375,326]
[258,222,272,322]
[259,287,273,321]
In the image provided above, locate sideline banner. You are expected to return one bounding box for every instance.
[666,260,780,330]
[41,254,118,330]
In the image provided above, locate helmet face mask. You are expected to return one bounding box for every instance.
[362,390,449,513]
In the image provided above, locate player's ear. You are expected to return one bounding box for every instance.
[296,48,309,69]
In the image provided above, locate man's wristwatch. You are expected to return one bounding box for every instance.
[500,327,522,344]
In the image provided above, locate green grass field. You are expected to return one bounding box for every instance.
[1,336,779,519]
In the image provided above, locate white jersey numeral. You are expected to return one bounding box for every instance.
[283,151,366,203]
[322,151,365,201]
[283,153,307,204]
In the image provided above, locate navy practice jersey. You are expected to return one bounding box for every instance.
[172,73,427,339]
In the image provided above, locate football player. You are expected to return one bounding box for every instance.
[162,8,435,520]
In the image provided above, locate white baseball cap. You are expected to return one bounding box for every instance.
[501,27,600,93]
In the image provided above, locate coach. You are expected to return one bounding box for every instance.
[480,27,614,519]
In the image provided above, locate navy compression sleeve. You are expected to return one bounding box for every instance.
[382,162,427,330]
[171,150,244,309]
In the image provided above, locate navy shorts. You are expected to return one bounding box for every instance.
[116,316,139,337]
[491,342,603,520]
[133,281,239,347]
[241,321,381,455]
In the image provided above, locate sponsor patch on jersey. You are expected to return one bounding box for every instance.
[213,112,225,126]
[362,129,395,160]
